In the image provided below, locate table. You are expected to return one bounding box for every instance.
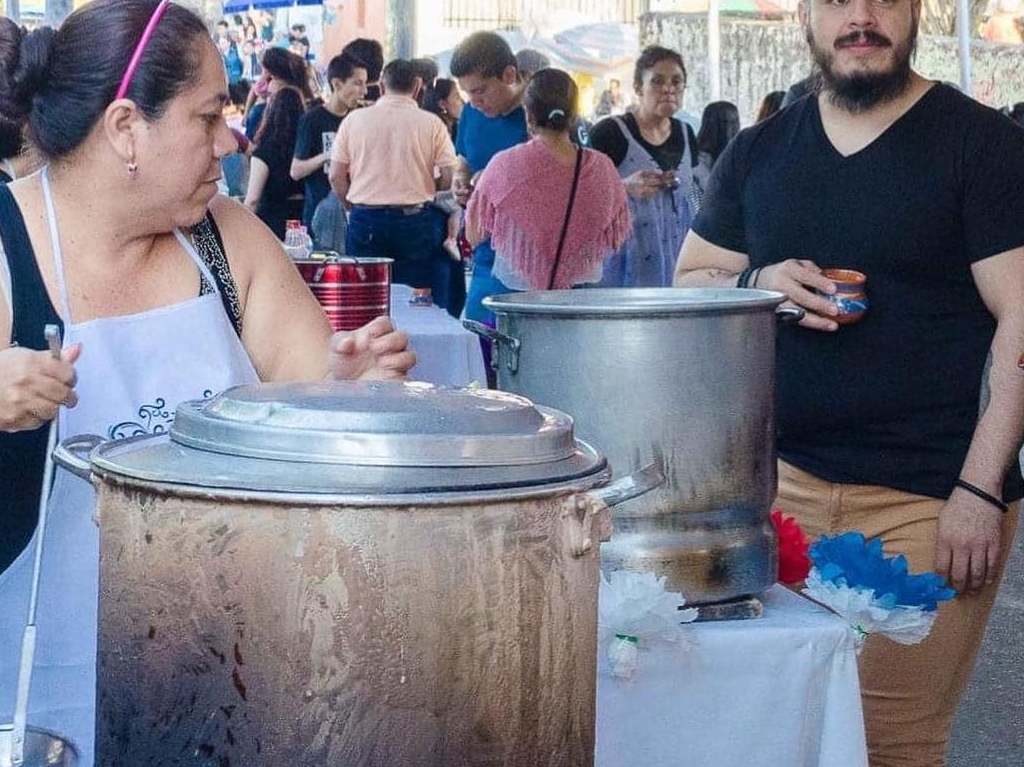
[596,586,868,767]
[389,284,488,387]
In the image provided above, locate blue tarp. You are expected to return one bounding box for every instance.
[222,0,321,13]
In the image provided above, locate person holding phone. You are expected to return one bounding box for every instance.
[589,46,699,287]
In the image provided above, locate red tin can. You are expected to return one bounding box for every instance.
[294,254,393,332]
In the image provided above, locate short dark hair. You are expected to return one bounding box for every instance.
[515,48,550,81]
[450,31,516,80]
[633,46,686,92]
[0,0,208,160]
[381,59,417,94]
[341,38,384,82]
[327,53,364,85]
[524,68,577,132]
[410,57,438,88]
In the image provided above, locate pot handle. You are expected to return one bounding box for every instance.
[461,320,521,373]
[53,434,105,483]
[587,462,665,510]
[775,304,805,324]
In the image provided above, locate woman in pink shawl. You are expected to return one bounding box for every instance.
[466,68,631,291]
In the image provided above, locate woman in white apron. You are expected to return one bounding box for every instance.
[0,3,413,765]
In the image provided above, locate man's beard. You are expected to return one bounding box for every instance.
[807,27,916,113]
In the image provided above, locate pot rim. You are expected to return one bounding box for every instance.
[483,287,787,317]
[91,462,614,507]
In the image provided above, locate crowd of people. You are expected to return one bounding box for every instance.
[1,2,1024,767]
[213,32,773,324]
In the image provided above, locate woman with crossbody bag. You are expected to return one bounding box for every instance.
[465,68,631,292]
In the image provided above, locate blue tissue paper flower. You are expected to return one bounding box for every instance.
[809,532,957,611]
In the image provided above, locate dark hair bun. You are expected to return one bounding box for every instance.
[524,68,578,133]
[8,27,57,120]
[0,17,27,119]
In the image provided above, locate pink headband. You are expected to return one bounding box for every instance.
[115,0,171,100]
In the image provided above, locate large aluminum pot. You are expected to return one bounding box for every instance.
[469,288,801,604]
[54,382,661,767]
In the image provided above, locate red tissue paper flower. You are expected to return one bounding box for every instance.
[771,509,811,584]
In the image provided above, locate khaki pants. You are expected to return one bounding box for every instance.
[777,461,1020,767]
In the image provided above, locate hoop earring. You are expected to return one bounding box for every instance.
[127,161,138,178]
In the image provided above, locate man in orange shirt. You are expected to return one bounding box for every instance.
[330,59,457,293]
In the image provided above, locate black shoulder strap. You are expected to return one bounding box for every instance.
[189,212,243,337]
[0,184,62,350]
[547,148,585,290]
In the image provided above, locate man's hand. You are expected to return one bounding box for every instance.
[327,317,416,381]
[756,259,840,331]
[623,169,665,200]
[934,487,1006,594]
[0,344,81,432]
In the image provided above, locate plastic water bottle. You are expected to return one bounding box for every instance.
[283,220,311,260]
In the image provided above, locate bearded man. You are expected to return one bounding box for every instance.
[674,0,1024,764]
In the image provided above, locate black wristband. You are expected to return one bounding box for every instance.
[954,478,1009,513]
[751,267,763,289]
[736,267,755,289]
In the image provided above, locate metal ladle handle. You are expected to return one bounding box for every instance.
[12,324,63,764]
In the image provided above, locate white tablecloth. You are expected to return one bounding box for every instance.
[389,284,487,387]
[596,586,868,767]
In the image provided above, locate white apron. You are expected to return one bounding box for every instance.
[0,167,259,766]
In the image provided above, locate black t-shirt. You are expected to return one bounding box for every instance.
[294,104,345,226]
[590,112,692,171]
[253,142,303,239]
[693,84,1024,501]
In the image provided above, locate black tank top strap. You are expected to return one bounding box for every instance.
[0,183,63,350]
[0,183,57,572]
[189,212,243,336]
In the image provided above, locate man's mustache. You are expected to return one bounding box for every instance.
[835,30,893,49]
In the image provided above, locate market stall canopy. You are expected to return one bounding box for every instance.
[223,0,322,13]
[671,0,794,15]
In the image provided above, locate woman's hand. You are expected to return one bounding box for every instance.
[623,169,666,200]
[756,259,840,332]
[327,317,416,381]
[0,344,82,432]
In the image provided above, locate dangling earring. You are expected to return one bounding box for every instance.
[127,161,138,179]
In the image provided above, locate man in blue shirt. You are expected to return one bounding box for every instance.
[450,32,529,327]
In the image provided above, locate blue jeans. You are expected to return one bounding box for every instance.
[346,206,436,289]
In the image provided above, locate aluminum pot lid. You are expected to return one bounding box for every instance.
[85,382,608,497]
[483,287,787,316]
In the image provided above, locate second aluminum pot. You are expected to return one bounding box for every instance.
[469,288,801,604]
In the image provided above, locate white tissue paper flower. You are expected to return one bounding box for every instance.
[802,569,938,652]
[598,570,698,680]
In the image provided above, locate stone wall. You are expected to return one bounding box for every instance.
[641,13,1024,124]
